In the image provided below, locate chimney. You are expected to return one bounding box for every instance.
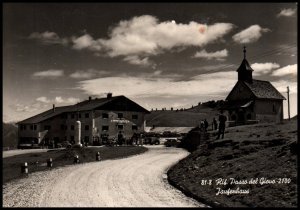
[89,96,92,101]
[107,93,112,99]
[53,104,55,112]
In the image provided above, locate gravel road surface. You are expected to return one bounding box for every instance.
[3,146,206,207]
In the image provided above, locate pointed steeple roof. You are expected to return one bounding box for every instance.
[236,46,254,72]
[236,58,254,72]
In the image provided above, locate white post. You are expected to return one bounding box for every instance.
[287,86,290,120]
[75,121,82,147]
[143,120,146,131]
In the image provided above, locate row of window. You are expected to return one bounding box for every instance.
[61,125,90,131]
[103,113,138,119]
[49,124,138,131]
[20,124,37,131]
[20,113,139,131]
[60,113,139,120]
[68,113,90,119]
[21,124,138,131]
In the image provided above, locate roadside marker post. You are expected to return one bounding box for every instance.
[74,155,79,164]
[47,158,53,168]
[21,162,28,174]
[96,152,101,161]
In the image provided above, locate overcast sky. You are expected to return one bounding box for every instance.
[3,3,297,122]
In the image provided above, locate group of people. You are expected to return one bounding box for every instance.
[96,132,145,146]
[200,110,227,139]
[116,132,144,146]
[200,119,209,132]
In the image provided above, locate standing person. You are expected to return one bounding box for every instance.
[213,117,218,130]
[135,133,139,145]
[139,133,144,146]
[216,110,227,139]
[200,120,205,131]
[204,119,209,132]
[118,131,123,145]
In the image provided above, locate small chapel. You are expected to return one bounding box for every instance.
[223,47,286,126]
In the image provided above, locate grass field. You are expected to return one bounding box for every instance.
[168,118,297,207]
[3,146,148,184]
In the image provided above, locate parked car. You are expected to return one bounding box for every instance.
[164,138,181,147]
[144,136,160,145]
[57,141,72,149]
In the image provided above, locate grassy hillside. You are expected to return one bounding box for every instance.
[3,123,18,149]
[145,105,219,127]
[168,118,297,207]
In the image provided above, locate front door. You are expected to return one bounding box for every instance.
[238,110,245,123]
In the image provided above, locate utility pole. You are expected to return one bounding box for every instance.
[287,86,290,120]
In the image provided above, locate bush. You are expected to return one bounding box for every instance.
[178,127,209,152]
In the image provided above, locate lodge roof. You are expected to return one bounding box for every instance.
[243,79,286,100]
[225,79,286,101]
[18,95,150,124]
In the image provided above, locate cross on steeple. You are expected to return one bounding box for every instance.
[243,46,246,59]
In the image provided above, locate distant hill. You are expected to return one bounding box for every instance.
[145,103,220,127]
[3,122,18,149]
[186,100,225,112]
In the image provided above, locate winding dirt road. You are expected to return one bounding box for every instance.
[3,146,206,207]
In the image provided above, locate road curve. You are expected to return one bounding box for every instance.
[3,146,206,207]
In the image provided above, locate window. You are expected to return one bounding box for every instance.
[71,114,75,119]
[78,113,81,118]
[71,125,75,130]
[44,125,51,130]
[34,125,37,130]
[102,113,108,119]
[85,113,89,118]
[132,114,138,120]
[132,125,138,130]
[102,126,109,131]
[30,125,33,130]
[85,125,89,130]
[118,124,124,130]
[84,136,89,143]
[118,113,123,119]
[23,125,26,130]
[61,114,67,119]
